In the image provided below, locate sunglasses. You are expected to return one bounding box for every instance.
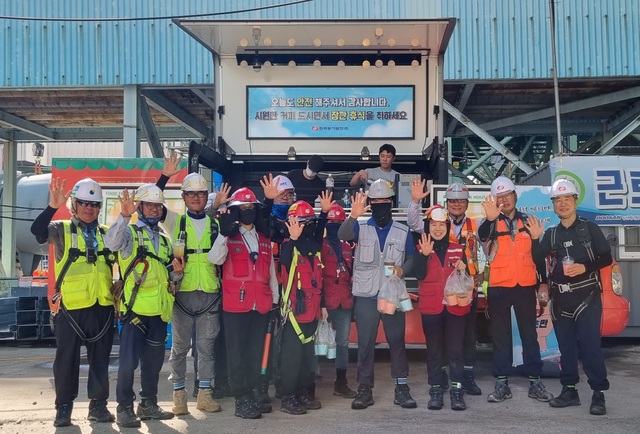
[77,200,101,208]
[184,191,207,198]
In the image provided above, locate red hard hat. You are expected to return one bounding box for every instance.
[228,187,260,207]
[327,203,346,222]
[287,200,316,220]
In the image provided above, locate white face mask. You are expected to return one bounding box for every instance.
[305,167,317,178]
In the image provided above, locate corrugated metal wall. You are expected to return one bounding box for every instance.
[442,0,640,80]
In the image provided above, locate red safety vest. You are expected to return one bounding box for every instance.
[321,239,354,310]
[281,250,323,323]
[418,242,470,316]
[222,232,273,314]
[489,218,537,287]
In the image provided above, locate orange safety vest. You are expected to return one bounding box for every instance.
[449,217,479,275]
[488,217,537,287]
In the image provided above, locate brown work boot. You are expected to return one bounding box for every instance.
[196,388,221,413]
[172,389,189,416]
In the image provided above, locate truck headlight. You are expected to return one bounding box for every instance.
[611,263,623,296]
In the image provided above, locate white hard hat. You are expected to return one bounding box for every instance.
[135,183,164,204]
[71,178,103,202]
[273,175,295,191]
[181,173,208,192]
[446,183,469,200]
[491,176,516,196]
[550,179,578,199]
[368,179,395,199]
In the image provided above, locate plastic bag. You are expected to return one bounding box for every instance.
[326,324,337,359]
[378,275,406,314]
[444,269,474,296]
[315,319,331,356]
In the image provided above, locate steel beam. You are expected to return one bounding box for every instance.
[597,115,640,154]
[465,139,495,180]
[138,95,163,158]
[445,83,475,135]
[191,88,217,111]
[605,100,640,132]
[142,90,211,138]
[1,133,17,277]
[123,85,140,158]
[0,109,57,140]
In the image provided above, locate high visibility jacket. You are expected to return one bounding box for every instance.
[281,249,323,324]
[173,215,219,293]
[488,218,537,287]
[222,232,273,314]
[55,221,114,310]
[449,217,479,275]
[118,225,174,320]
[321,239,353,310]
[418,243,470,316]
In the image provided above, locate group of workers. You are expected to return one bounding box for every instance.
[31,143,611,428]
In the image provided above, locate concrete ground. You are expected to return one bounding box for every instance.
[0,341,639,434]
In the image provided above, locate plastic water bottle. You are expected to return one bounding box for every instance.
[325,173,334,192]
[342,189,351,208]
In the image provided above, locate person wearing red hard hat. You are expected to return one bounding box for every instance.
[322,203,357,399]
[276,195,332,415]
[208,186,277,419]
[412,205,469,411]
[478,176,551,405]
[528,179,612,416]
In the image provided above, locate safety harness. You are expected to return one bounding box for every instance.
[455,218,479,275]
[484,213,530,263]
[52,221,116,342]
[281,248,323,344]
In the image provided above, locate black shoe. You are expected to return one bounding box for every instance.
[235,395,262,419]
[549,387,581,408]
[462,372,482,396]
[116,404,141,428]
[450,387,467,411]
[427,387,444,410]
[334,381,357,398]
[394,384,417,408]
[298,389,321,410]
[487,381,513,403]
[528,380,553,402]
[53,403,73,427]
[280,394,307,415]
[590,391,606,415]
[136,399,174,420]
[213,377,232,399]
[254,382,272,404]
[87,400,115,422]
[351,385,374,410]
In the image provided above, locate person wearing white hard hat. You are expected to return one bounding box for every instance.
[338,179,417,411]
[478,176,552,405]
[105,183,185,428]
[31,177,118,427]
[527,179,612,416]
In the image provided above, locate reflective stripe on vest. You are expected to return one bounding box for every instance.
[173,215,219,293]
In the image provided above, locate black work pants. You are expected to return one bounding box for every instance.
[53,303,115,407]
[277,320,317,396]
[116,313,167,406]
[487,285,543,378]
[214,311,228,379]
[552,289,609,391]
[463,295,479,367]
[223,310,269,398]
[421,310,467,386]
[354,297,408,388]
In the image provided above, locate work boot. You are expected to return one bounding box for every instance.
[136,399,174,420]
[461,370,482,396]
[549,386,581,408]
[589,391,606,415]
[487,381,512,403]
[280,394,307,415]
[253,398,272,414]
[116,404,141,428]
[334,380,357,398]
[450,387,467,411]
[427,387,444,410]
[351,384,374,410]
[212,377,231,399]
[298,388,321,410]
[196,388,222,412]
[528,379,553,402]
[235,395,262,419]
[254,382,272,404]
[393,384,417,408]
[53,403,73,427]
[172,389,189,415]
[87,399,115,422]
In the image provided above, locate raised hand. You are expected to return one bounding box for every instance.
[285,215,303,240]
[349,191,370,219]
[49,177,71,209]
[481,194,502,221]
[212,183,232,209]
[162,151,182,177]
[418,232,434,256]
[524,214,545,240]
[410,177,430,203]
[319,190,335,213]
[261,173,280,200]
[119,189,138,217]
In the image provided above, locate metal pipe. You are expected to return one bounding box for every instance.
[549,0,565,153]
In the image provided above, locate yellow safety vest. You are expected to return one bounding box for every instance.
[173,215,219,293]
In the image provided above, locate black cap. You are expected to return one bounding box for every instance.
[308,155,324,172]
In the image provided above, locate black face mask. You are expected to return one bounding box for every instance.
[302,221,317,239]
[371,202,392,227]
[239,208,257,225]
